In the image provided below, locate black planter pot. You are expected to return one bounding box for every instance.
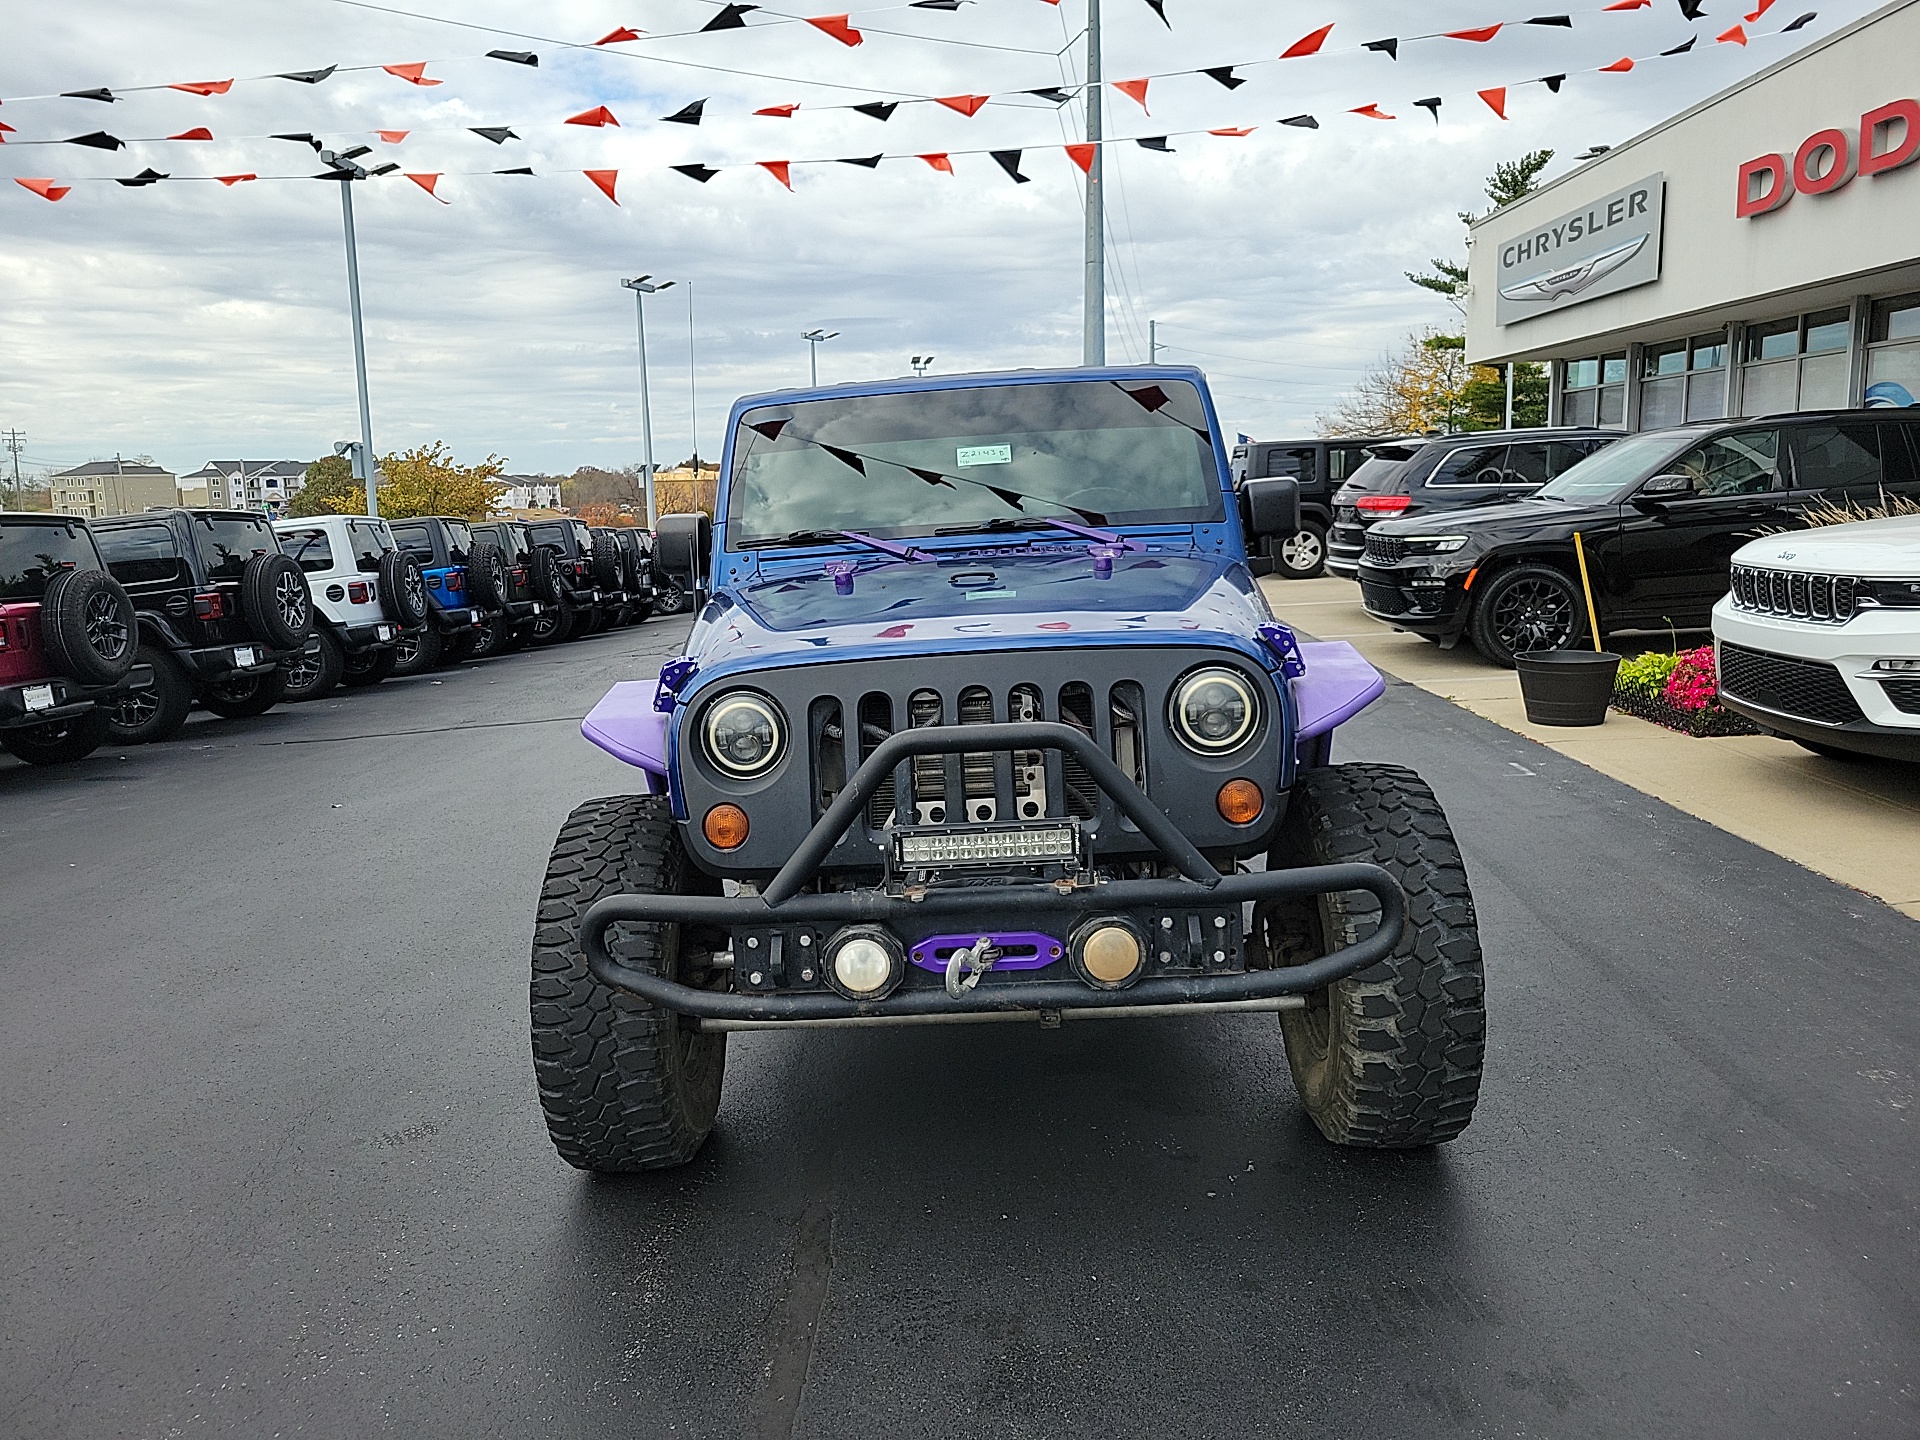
[1516,650,1622,727]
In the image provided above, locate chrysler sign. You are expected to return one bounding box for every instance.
[1495,174,1665,326]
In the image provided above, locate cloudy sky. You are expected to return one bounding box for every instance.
[0,0,1879,480]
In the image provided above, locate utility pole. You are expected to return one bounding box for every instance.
[622,275,674,529]
[1148,321,1158,364]
[2,430,23,496]
[321,147,383,517]
[687,281,700,480]
[1082,0,1105,367]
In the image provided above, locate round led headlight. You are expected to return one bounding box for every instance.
[1170,667,1258,754]
[701,691,787,778]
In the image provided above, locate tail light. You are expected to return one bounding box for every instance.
[193,591,226,619]
[348,581,370,604]
[1356,495,1413,516]
[446,570,465,592]
[511,567,527,583]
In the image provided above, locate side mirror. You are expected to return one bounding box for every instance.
[1636,472,1695,505]
[1242,477,1300,540]
[654,513,712,591]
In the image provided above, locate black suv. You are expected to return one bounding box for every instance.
[524,517,607,642]
[93,508,315,743]
[386,516,494,671]
[592,525,655,626]
[1,513,152,766]
[1356,411,1920,666]
[1327,428,1618,578]
[467,519,561,657]
[1231,435,1407,580]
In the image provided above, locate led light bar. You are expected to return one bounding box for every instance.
[896,823,1078,869]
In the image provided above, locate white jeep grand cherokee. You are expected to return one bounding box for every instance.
[1713,514,1920,762]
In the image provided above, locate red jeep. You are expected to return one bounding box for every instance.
[1,513,151,766]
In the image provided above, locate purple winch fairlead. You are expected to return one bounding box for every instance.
[909,932,1062,972]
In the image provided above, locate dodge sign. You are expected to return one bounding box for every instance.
[1495,174,1665,326]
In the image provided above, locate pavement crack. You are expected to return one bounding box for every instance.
[748,1198,836,1440]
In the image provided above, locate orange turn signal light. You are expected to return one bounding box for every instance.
[1216,778,1265,825]
[703,803,750,850]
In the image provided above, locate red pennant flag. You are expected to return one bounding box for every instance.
[918,152,953,173]
[757,160,793,189]
[382,63,442,86]
[595,26,642,43]
[1280,24,1334,58]
[376,129,410,143]
[1350,103,1396,120]
[1716,23,1748,42]
[1478,87,1508,119]
[406,173,450,203]
[935,94,989,116]
[755,103,799,117]
[1602,0,1651,8]
[0,122,14,143]
[216,173,256,185]
[16,177,71,201]
[1208,126,1255,136]
[1445,24,1502,41]
[805,14,864,45]
[1112,78,1150,113]
[167,127,214,141]
[584,169,620,204]
[1744,0,1776,18]
[169,79,234,96]
[1599,56,1636,71]
[565,106,621,128]
[1065,142,1096,172]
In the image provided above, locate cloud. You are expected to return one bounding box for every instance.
[0,0,1876,475]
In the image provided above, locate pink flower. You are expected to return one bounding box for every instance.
[1663,645,1719,713]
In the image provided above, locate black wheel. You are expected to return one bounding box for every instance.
[578,606,606,637]
[529,545,566,608]
[1270,522,1329,581]
[1468,562,1585,669]
[468,615,506,660]
[531,795,727,1172]
[528,607,571,647]
[2,709,109,766]
[589,532,622,589]
[103,646,194,744]
[390,626,443,676]
[379,551,431,629]
[496,624,528,655]
[40,568,137,685]
[655,578,690,615]
[340,646,396,688]
[283,629,344,702]
[1256,763,1485,1148]
[201,665,288,719]
[240,553,313,651]
[628,598,655,625]
[466,542,508,609]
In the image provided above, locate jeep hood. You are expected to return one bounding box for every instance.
[1732,513,1920,576]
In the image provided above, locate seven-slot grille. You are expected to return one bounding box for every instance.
[1729,564,1859,624]
[1718,642,1866,726]
[1363,534,1407,565]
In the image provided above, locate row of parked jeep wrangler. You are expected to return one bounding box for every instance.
[0,507,685,767]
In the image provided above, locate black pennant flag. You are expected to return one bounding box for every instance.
[1415,97,1442,123]
[662,100,706,125]
[1540,74,1567,92]
[909,467,956,488]
[911,0,964,7]
[701,3,757,29]
[1027,88,1073,105]
[987,486,1026,511]
[1780,11,1817,30]
[277,67,335,85]
[487,50,538,66]
[852,101,898,120]
[1526,15,1573,26]
[116,168,169,187]
[495,166,535,175]
[749,419,789,440]
[61,88,115,103]
[837,154,884,167]
[1677,0,1707,17]
[1280,113,1319,128]
[1135,136,1174,152]
[1363,37,1399,59]
[822,446,867,475]
[65,131,124,150]
[671,163,719,183]
[1661,34,1698,52]
[471,126,519,144]
[274,132,323,150]
[1144,0,1171,28]
[1202,66,1245,89]
[990,150,1030,183]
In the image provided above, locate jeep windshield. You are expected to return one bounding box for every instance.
[1536,429,1698,502]
[1,520,103,601]
[193,514,277,581]
[725,378,1223,547]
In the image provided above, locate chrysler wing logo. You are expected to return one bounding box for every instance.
[1499,234,1649,304]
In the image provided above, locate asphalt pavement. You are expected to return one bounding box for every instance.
[3,617,1915,1439]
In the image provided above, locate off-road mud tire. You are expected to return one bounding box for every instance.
[340,646,396,688]
[379,551,431,628]
[40,567,137,686]
[240,553,313,652]
[530,545,566,607]
[1257,762,1485,1147]
[1,709,110,766]
[589,532,622,589]
[466,541,508,609]
[200,665,288,719]
[531,795,727,1172]
[103,645,193,744]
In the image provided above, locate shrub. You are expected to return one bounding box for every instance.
[1615,650,1681,696]
[1663,645,1719,713]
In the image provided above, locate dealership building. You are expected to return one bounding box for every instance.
[1466,0,1920,430]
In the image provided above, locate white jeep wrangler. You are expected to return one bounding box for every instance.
[272,515,430,700]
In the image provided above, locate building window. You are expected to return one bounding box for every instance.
[1641,333,1729,428]
[1562,352,1626,427]
[1865,292,1920,410]
[1741,305,1854,417]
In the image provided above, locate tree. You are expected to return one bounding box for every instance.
[285,455,358,517]
[1407,149,1556,309]
[1320,330,1467,436]
[562,465,643,514]
[286,443,506,519]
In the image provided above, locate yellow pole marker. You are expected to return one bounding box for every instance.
[1572,531,1603,652]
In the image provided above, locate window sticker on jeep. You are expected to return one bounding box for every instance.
[957,444,1012,467]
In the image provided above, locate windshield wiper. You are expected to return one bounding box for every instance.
[745,529,933,561]
[932,516,1130,546]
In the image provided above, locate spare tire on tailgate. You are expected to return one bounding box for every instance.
[530,544,565,606]
[590,532,622,588]
[379,550,430,627]
[240,552,312,651]
[40,567,137,685]
[466,540,507,608]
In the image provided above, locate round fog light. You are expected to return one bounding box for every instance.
[1216,778,1265,825]
[703,803,750,850]
[1070,917,1146,990]
[824,925,905,1000]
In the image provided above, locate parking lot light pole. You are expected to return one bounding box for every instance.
[803,329,838,386]
[622,275,675,529]
[1083,0,1104,367]
[321,148,383,517]
[910,354,935,377]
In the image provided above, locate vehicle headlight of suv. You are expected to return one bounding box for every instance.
[1397,535,1471,555]
[1857,578,1920,609]
[1170,667,1260,754]
[701,691,787,777]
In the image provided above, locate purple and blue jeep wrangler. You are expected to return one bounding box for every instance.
[532,367,1485,1170]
